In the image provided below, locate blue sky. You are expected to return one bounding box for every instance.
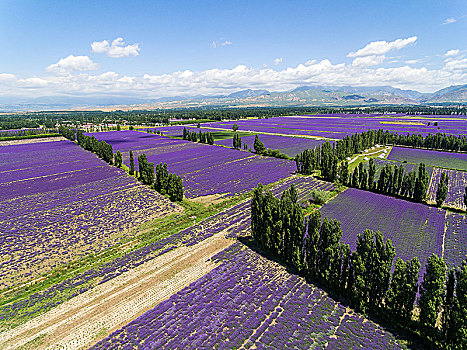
[0,0,466,99]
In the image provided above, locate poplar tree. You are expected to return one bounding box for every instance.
[129,150,135,175]
[419,254,446,332]
[436,172,449,207]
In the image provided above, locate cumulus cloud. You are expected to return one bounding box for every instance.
[444,49,460,57]
[46,55,99,75]
[443,18,456,25]
[0,73,15,81]
[211,39,232,48]
[91,37,140,58]
[444,58,467,71]
[347,36,417,67]
[352,55,386,67]
[348,36,417,58]
[273,57,283,65]
[3,36,467,98]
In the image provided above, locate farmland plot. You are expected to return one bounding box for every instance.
[427,167,467,209]
[444,213,467,269]
[89,131,296,198]
[319,188,446,280]
[0,140,182,288]
[91,243,406,350]
[215,133,326,156]
[388,146,467,171]
[0,175,333,328]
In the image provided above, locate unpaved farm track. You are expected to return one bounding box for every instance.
[0,232,233,350]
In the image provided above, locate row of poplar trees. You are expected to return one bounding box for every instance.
[182,127,214,145]
[251,184,467,348]
[75,130,114,164]
[128,150,183,202]
[296,130,467,182]
[340,159,431,203]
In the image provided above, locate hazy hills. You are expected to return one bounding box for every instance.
[1,85,466,111]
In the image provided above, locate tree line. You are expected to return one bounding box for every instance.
[338,160,431,204]
[297,130,467,182]
[129,150,184,202]
[182,127,214,145]
[251,184,467,348]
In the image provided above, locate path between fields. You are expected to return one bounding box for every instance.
[0,232,234,350]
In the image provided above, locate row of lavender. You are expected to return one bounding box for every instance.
[202,114,467,139]
[88,130,296,198]
[0,176,332,327]
[215,133,326,156]
[91,243,407,349]
[0,140,181,288]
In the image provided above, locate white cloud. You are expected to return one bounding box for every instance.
[304,59,316,66]
[0,73,15,81]
[444,49,460,57]
[46,55,99,75]
[443,18,456,25]
[17,77,50,88]
[4,36,467,98]
[273,57,283,65]
[348,36,417,58]
[91,37,140,58]
[347,36,417,67]
[352,55,386,67]
[211,39,232,48]
[405,59,419,64]
[444,58,467,71]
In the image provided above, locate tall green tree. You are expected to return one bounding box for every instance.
[129,150,135,175]
[436,172,449,207]
[254,135,266,154]
[419,254,447,332]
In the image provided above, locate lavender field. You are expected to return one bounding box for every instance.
[89,130,296,198]
[215,133,326,156]
[427,167,467,209]
[444,213,467,269]
[202,114,467,139]
[0,140,181,288]
[91,243,406,350]
[320,188,446,280]
[388,146,467,171]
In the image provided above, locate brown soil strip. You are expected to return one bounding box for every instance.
[0,232,233,350]
[0,136,66,146]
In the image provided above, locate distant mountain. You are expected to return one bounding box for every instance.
[424,84,467,103]
[226,89,270,99]
[1,85,466,111]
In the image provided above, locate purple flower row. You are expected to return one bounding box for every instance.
[320,188,446,283]
[89,130,297,198]
[91,242,406,350]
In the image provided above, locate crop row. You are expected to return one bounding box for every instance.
[215,133,326,156]
[319,188,446,282]
[0,175,331,327]
[91,242,406,349]
[0,140,181,288]
[89,130,297,198]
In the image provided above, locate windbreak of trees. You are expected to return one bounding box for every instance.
[133,153,184,201]
[155,163,184,202]
[251,184,467,348]
[297,130,467,183]
[59,126,76,141]
[342,160,430,203]
[182,127,214,145]
[252,135,289,159]
[75,130,113,164]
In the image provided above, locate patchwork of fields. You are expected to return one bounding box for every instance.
[89,130,296,198]
[2,113,467,349]
[0,140,181,288]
